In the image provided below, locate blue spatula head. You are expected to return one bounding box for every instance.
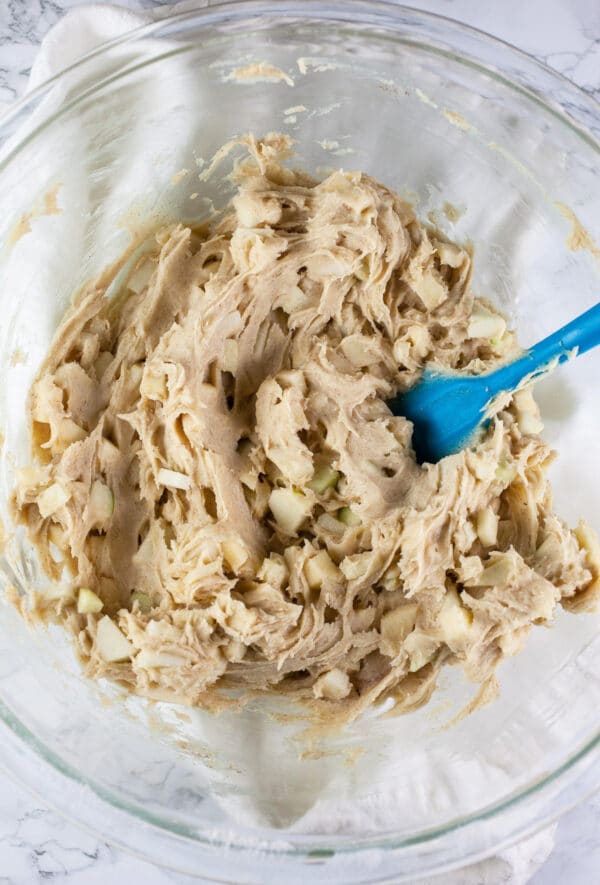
[388,303,600,463]
[388,368,494,464]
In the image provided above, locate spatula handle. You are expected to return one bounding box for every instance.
[489,301,600,395]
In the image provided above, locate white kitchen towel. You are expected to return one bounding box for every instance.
[21,4,557,883]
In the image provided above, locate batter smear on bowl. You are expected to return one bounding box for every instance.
[12,134,600,721]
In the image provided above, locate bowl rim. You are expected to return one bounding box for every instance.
[0,0,599,878]
[2,0,600,136]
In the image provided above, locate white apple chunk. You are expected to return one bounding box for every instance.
[135,649,185,669]
[221,538,249,571]
[475,556,513,587]
[53,418,87,453]
[141,371,167,400]
[129,362,144,387]
[156,468,191,491]
[222,339,238,374]
[411,269,447,311]
[468,303,506,340]
[475,506,498,547]
[403,630,440,672]
[77,587,103,614]
[277,285,314,314]
[37,482,70,518]
[337,506,361,527]
[495,460,517,485]
[257,554,288,588]
[340,336,379,368]
[96,616,133,662]
[436,587,472,643]
[304,550,341,589]
[89,480,114,523]
[313,668,351,700]
[268,488,312,534]
[380,603,418,651]
[308,465,339,495]
[513,387,543,435]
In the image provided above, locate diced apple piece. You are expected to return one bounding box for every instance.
[306,252,351,279]
[317,512,346,535]
[305,550,341,589]
[403,630,440,672]
[340,552,372,581]
[223,640,247,662]
[257,554,288,588]
[129,362,144,386]
[268,488,312,534]
[513,387,537,414]
[517,410,543,435]
[98,436,119,466]
[337,506,361,527]
[340,337,379,368]
[227,601,257,634]
[135,648,185,668]
[141,371,167,400]
[380,603,418,649]
[475,556,513,587]
[575,519,600,571]
[475,506,498,547]
[436,587,472,642]
[234,192,281,227]
[96,616,133,662]
[222,339,238,374]
[156,468,191,491]
[313,668,351,700]
[38,482,70,518]
[308,465,340,494]
[53,418,87,452]
[222,538,249,571]
[131,590,152,613]
[277,285,314,314]
[436,241,463,268]
[392,339,411,364]
[495,460,517,484]
[468,304,506,340]
[406,324,430,356]
[89,480,114,522]
[412,270,447,311]
[77,587,103,614]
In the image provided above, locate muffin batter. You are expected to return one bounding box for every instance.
[13,134,600,720]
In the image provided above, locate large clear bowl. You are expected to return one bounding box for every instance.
[0,3,598,882]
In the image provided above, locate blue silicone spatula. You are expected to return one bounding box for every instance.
[388,302,600,464]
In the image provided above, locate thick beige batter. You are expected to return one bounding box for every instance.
[12,134,600,721]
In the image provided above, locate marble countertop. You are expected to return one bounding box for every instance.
[0,0,599,882]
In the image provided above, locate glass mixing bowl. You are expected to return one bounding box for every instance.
[0,2,599,881]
